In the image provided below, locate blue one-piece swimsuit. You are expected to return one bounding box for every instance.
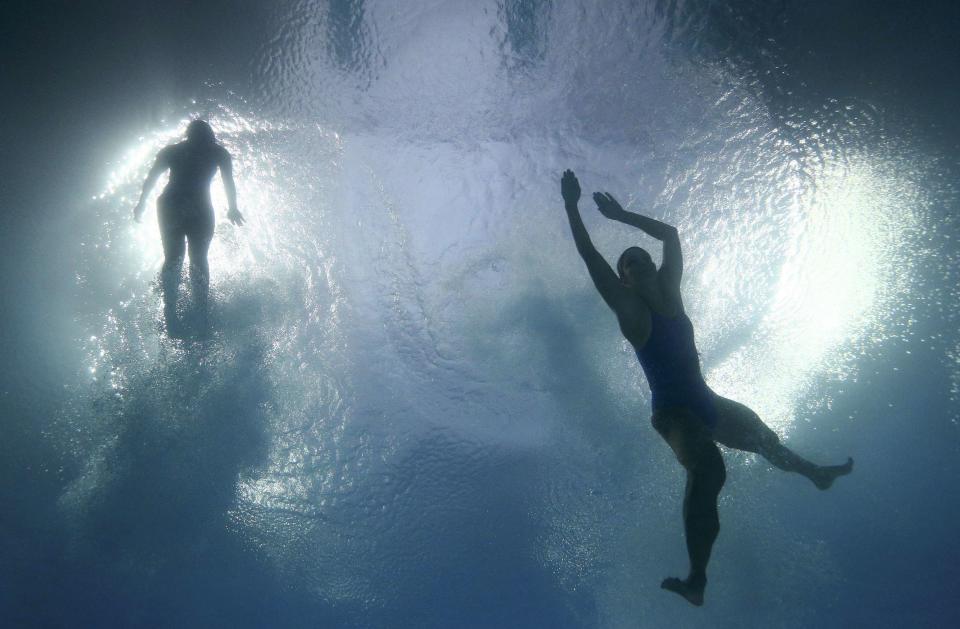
[635,310,718,429]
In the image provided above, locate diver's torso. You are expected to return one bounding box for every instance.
[624,281,705,394]
[636,309,704,389]
[159,141,223,208]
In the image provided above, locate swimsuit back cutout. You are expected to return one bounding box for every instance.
[636,310,718,428]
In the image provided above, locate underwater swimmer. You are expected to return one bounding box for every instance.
[559,170,852,606]
[133,120,244,336]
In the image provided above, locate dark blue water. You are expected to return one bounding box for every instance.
[2,2,959,627]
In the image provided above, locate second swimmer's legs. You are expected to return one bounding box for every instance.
[159,227,187,336]
[653,409,726,606]
[712,396,853,489]
[187,232,212,331]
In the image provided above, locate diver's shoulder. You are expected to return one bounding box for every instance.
[213,143,232,162]
[160,141,189,157]
[154,144,180,164]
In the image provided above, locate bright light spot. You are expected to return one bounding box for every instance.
[708,162,915,432]
[106,114,303,282]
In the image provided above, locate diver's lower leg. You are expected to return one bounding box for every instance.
[160,256,184,334]
[189,259,210,329]
[159,225,187,336]
[187,235,212,331]
[762,442,853,490]
[663,445,725,606]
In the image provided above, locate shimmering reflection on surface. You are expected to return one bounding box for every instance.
[53,1,957,626]
[707,159,923,429]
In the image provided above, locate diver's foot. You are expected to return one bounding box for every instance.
[661,574,706,606]
[811,457,854,490]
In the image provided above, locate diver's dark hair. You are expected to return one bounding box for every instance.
[617,246,649,280]
[186,119,216,144]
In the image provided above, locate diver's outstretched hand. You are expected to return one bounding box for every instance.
[593,192,626,220]
[133,200,145,223]
[561,170,581,205]
[227,207,246,226]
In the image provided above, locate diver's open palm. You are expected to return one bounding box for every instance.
[593,192,625,219]
[227,208,246,226]
[561,170,581,204]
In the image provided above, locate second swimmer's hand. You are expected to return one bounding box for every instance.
[593,192,626,219]
[227,207,246,226]
[561,169,581,205]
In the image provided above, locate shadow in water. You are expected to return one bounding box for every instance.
[366,431,598,628]
[23,321,351,626]
[72,342,270,558]
[497,288,647,473]
[53,341,270,625]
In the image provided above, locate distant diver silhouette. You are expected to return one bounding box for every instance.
[560,170,852,606]
[133,120,244,337]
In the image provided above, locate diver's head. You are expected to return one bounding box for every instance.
[617,246,656,285]
[186,119,216,144]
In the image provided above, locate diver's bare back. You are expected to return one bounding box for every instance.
[160,141,229,199]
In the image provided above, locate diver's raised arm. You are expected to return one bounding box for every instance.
[593,191,683,290]
[219,149,245,226]
[593,192,677,241]
[132,149,170,222]
[561,171,624,310]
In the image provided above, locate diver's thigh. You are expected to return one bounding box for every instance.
[711,395,779,453]
[186,231,212,261]
[185,207,214,259]
[159,223,186,261]
[157,199,187,259]
[652,408,714,469]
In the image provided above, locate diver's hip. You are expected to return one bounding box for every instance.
[158,189,213,211]
[158,192,213,220]
[648,381,719,429]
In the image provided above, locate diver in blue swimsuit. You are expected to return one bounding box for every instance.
[560,170,852,606]
[133,120,245,336]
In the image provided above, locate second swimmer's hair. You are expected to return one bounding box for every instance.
[186,119,216,144]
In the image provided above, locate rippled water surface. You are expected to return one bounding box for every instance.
[5,1,960,627]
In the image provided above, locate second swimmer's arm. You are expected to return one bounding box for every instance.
[132,152,169,222]
[220,150,245,226]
